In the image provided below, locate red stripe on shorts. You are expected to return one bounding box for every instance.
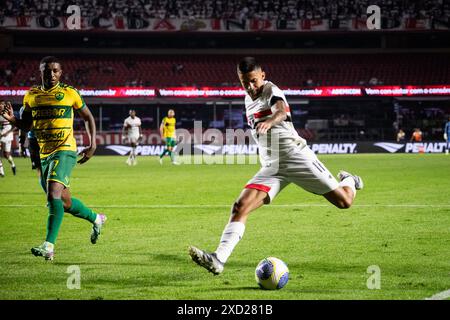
[245,183,271,193]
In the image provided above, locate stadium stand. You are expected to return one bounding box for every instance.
[1,53,449,87]
[2,0,449,20]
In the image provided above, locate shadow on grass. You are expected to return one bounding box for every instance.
[208,286,261,291]
[0,192,43,195]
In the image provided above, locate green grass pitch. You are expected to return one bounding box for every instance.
[0,154,449,300]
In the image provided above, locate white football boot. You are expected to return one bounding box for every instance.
[91,214,107,244]
[188,246,224,275]
[337,170,364,190]
[31,243,54,261]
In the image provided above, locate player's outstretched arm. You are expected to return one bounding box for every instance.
[256,100,287,135]
[122,120,128,143]
[138,124,143,142]
[0,101,32,131]
[77,106,97,164]
[159,121,165,142]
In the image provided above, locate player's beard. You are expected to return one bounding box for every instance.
[248,87,263,100]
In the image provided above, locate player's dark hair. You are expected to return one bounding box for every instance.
[237,57,262,74]
[40,56,61,66]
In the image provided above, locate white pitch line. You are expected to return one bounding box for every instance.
[425,289,450,300]
[0,204,450,209]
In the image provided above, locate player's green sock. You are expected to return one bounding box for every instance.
[66,197,97,223]
[46,199,64,244]
[169,151,175,162]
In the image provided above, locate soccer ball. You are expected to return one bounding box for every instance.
[255,257,289,290]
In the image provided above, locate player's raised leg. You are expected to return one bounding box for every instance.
[61,189,107,244]
[189,188,268,275]
[323,171,363,209]
[323,171,364,209]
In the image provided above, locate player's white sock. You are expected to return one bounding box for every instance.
[215,221,246,263]
[0,161,4,175]
[7,155,15,167]
[339,177,356,199]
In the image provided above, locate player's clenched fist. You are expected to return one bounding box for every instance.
[256,119,274,135]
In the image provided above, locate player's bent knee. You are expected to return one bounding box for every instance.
[338,201,351,209]
[231,201,251,217]
[62,198,72,211]
[47,192,62,202]
[336,197,352,209]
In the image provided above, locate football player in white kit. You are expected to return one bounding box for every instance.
[122,109,142,166]
[189,57,364,275]
[0,100,17,177]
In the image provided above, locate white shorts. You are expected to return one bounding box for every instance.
[128,134,140,144]
[0,139,12,153]
[245,145,339,203]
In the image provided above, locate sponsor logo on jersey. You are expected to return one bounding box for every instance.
[32,106,71,119]
[55,92,65,101]
[36,130,65,141]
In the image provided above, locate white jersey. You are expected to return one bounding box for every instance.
[124,116,141,137]
[245,81,306,167]
[0,114,13,142]
[243,81,340,200]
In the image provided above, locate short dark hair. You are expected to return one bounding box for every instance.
[237,57,261,74]
[40,56,61,66]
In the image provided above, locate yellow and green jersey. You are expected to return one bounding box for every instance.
[162,116,176,138]
[23,82,86,159]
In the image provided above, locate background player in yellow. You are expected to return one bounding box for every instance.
[159,109,179,165]
[0,56,107,261]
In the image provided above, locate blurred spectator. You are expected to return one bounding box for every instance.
[396,129,406,142]
[410,128,423,142]
[1,0,447,22]
[172,63,184,74]
[334,114,350,127]
[368,77,379,85]
[4,67,13,86]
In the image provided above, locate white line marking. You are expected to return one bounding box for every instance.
[0,204,449,209]
[425,289,450,300]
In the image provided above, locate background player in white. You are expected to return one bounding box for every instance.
[0,100,17,177]
[189,57,364,275]
[122,109,142,166]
